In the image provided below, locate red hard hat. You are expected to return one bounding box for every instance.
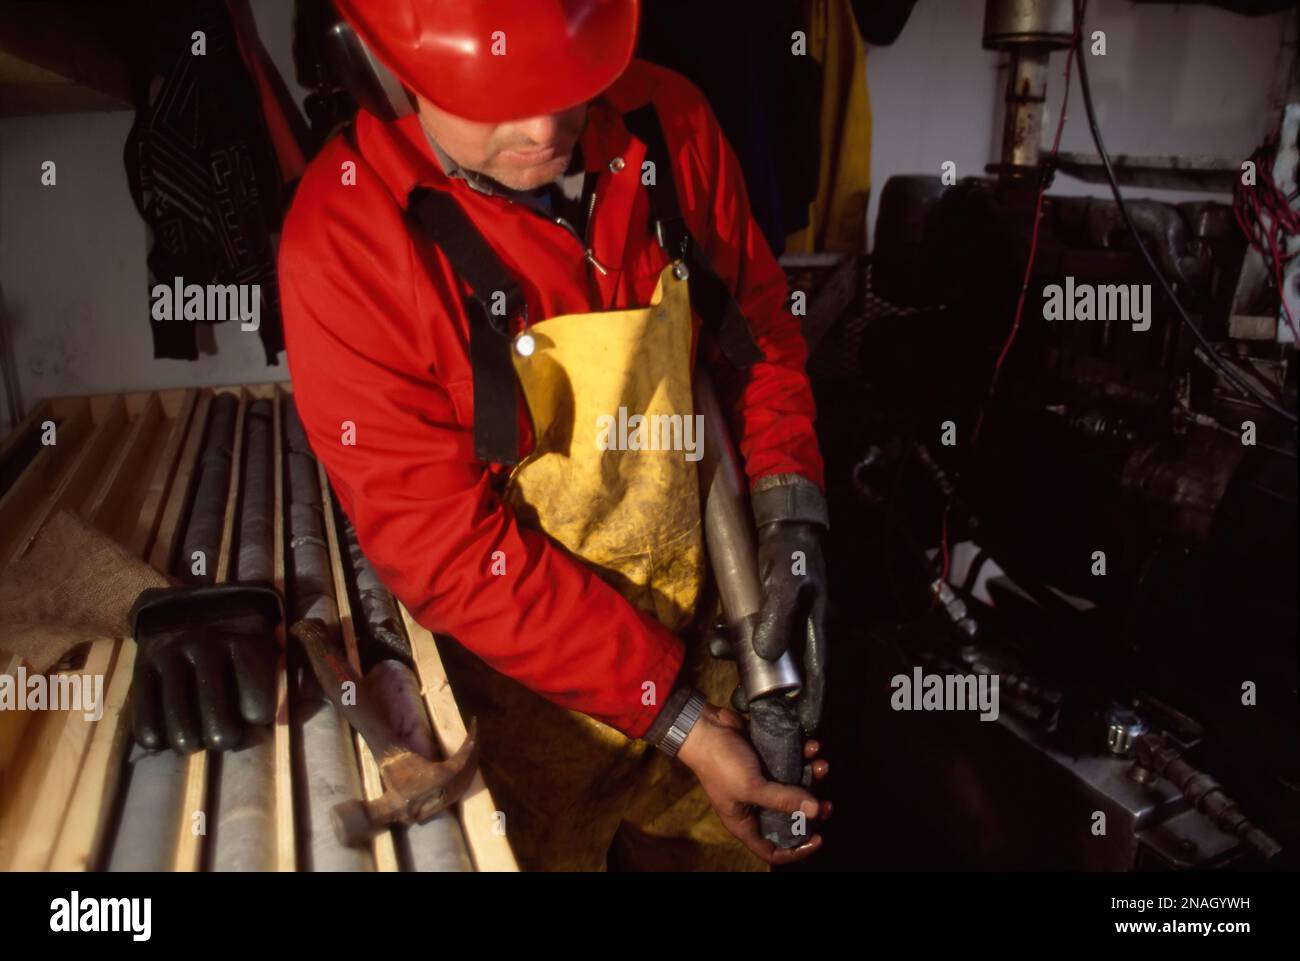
[334,0,641,124]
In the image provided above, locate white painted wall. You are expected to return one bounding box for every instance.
[0,0,306,414]
[0,111,285,407]
[866,0,1293,246]
[0,0,1292,414]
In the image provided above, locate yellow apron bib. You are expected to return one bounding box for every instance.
[505,261,703,631]
[436,264,766,871]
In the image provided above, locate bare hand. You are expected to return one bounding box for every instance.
[677,704,830,865]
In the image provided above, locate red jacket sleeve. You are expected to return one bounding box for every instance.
[279,143,683,738]
[666,78,826,491]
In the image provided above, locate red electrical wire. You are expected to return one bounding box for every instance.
[972,38,1080,447]
[1233,125,1300,345]
[933,502,951,608]
[934,20,1081,602]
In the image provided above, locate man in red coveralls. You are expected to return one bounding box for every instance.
[280,0,831,871]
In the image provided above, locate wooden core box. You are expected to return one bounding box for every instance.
[0,384,516,872]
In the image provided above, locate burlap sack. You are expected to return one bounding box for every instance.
[0,510,169,672]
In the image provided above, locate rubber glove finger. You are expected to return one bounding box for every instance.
[752,584,800,661]
[131,662,165,751]
[188,641,241,751]
[157,649,203,754]
[798,596,828,734]
[229,632,277,727]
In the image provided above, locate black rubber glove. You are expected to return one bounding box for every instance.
[129,583,282,753]
[750,477,829,735]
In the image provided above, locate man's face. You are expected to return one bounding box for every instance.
[415,94,587,191]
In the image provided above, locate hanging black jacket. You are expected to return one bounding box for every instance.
[124,0,286,363]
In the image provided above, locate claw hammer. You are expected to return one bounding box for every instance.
[290,619,480,848]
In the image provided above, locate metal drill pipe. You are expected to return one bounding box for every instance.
[695,370,801,701]
[365,661,472,872]
[1001,51,1049,172]
[107,395,239,871]
[210,727,276,871]
[285,403,335,623]
[292,619,479,848]
[212,398,278,872]
[103,744,188,871]
[284,399,372,872]
[696,369,805,848]
[235,399,275,584]
[982,0,1073,181]
[336,486,467,865]
[339,510,412,663]
[177,392,238,584]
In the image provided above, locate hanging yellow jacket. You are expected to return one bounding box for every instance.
[786,0,873,254]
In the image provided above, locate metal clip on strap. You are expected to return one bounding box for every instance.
[621,104,764,370]
[403,103,767,463]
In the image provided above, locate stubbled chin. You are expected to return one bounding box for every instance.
[491,155,573,192]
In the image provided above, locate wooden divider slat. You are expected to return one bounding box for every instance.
[0,394,146,870]
[0,399,52,467]
[0,401,92,568]
[171,388,247,873]
[87,394,124,422]
[211,391,247,585]
[122,392,154,418]
[401,610,519,872]
[146,392,210,573]
[84,395,163,529]
[154,389,189,419]
[0,401,94,787]
[45,642,136,871]
[0,638,118,870]
[16,400,128,551]
[0,654,26,776]
[126,390,198,556]
[2,398,128,571]
[271,386,295,871]
[48,392,206,871]
[16,392,175,873]
[316,461,400,872]
[66,399,130,514]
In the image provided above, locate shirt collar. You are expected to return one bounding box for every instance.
[421,125,587,216]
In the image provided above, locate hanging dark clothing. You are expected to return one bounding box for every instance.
[124,0,288,364]
[637,1,823,255]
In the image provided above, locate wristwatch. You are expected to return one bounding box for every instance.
[649,689,709,758]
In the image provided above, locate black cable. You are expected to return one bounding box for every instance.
[1072,0,1298,427]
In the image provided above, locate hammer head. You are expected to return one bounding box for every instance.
[332,718,480,847]
[289,618,482,848]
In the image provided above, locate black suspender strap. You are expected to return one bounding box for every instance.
[621,104,764,370]
[408,186,521,465]
[397,106,761,462]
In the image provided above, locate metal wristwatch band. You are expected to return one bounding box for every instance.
[655,690,708,758]
[642,685,691,746]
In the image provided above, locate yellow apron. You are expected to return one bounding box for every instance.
[437,264,767,871]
